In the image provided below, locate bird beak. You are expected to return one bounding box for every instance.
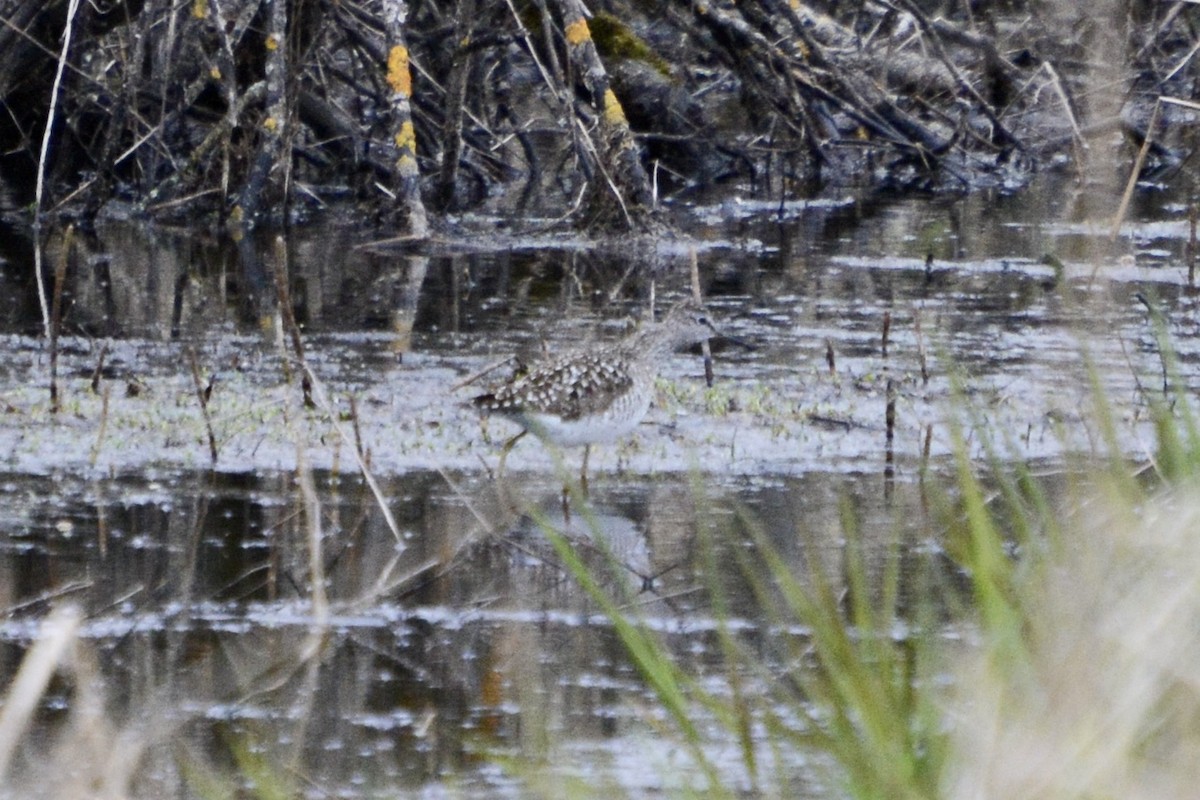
[715,329,755,351]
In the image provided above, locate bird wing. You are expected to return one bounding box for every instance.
[475,352,634,421]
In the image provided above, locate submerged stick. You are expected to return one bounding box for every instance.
[294,431,330,623]
[1189,202,1196,287]
[883,312,895,498]
[881,310,891,359]
[187,347,219,466]
[886,380,896,452]
[885,377,896,500]
[89,384,111,468]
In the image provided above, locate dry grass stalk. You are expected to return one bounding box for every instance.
[0,606,82,781]
[945,490,1200,799]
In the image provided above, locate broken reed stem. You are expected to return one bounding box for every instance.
[919,423,933,512]
[90,341,109,394]
[1111,97,1163,240]
[825,338,836,375]
[270,235,314,408]
[89,383,111,468]
[187,347,218,466]
[689,249,714,387]
[349,394,367,464]
[48,226,73,414]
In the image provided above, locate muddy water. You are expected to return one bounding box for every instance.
[0,177,1193,795]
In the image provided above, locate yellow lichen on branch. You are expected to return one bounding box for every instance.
[397,153,418,177]
[602,89,628,126]
[565,17,591,46]
[228,205,245,241]
[589,13,671,76]
[192,0,208,20]
[266,34,280,51]
[394,120,416,153]
[395,120,418,175]
[387,46,412,97]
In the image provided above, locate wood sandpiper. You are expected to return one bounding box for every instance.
[473,301,720,511]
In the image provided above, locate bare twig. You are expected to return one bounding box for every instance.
[1110,98,1180,239]
[301,363,406,552]
[269,236,314,408]
[34,0,82,225]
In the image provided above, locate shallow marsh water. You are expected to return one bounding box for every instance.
[0,176,1195,796]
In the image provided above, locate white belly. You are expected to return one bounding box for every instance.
[517,393,652,446]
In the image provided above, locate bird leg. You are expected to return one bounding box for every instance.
[496,430,526,513]
[561,445,593,525]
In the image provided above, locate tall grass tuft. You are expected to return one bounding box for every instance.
[543,356,1200,798]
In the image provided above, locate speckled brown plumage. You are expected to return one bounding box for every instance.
[473,302,717,447]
